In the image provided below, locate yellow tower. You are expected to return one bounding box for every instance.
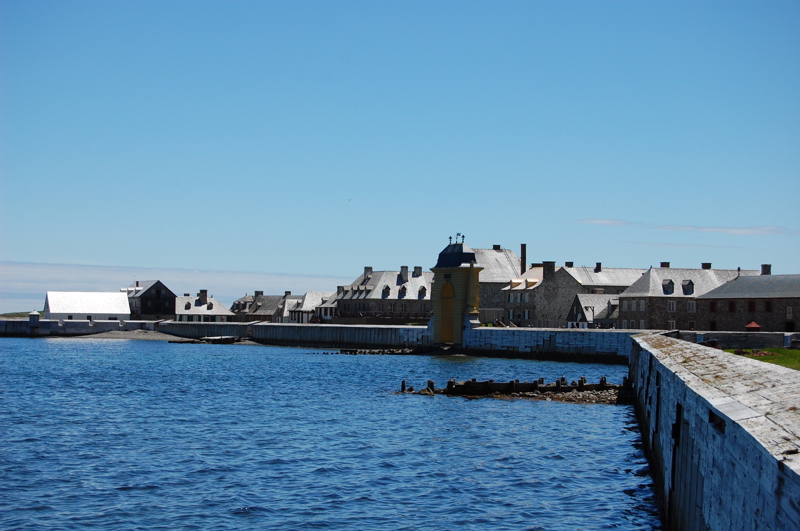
[431,238,483,345]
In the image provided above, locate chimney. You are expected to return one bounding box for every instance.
[543,261,556,281]
[337,286,344,295]
[565,262,574,268]
[702,263,712,270]
[493,244,501,251]
[255,291,264,297]
[660,262,670,268]
[413,266,422,277]
[184,293,190,297]
[761,264,772,276]
[364,266,373,280]
[284,291,292,297]
[198,290,208,305]
[400,266,409,283]
[136,280,140,287]
[594,262,602,273]
[520,244,527,276]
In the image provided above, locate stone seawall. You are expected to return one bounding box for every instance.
[158,321,252,339]
[630,333,800,530]
[0,318,157,336]
[462,326,635,363]
[251,323,432,349]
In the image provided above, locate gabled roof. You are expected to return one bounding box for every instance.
[574,293,619,321]
[291,291,336,312]
[125,280,175,299]
[697,275,800,299]
[621,268,759,298]
[246,295,292,316]
[46,291,131,315]
[563,266,647,287]
[176,296,234,316]
[472,248,521,283]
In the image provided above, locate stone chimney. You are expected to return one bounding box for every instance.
[543,261,556,281]
[761,264,772,276]
[565,262,573,268]
[660,262,670,268]
[198,290,208,305]
[520,244,527,276]
[413,266,423,277]
[363,266,373,280]
[594,262,602,273]
[702,263,712,270]
[493,244,501,251]
[400,266,409,283]
[284,291,292,297]
[255,291,264,297]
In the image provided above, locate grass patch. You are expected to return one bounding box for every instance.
[726,348,800,371]
[0,311,39,318]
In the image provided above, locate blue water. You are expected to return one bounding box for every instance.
[1,337,661,529]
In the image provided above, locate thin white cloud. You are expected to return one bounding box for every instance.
[0,262,353,314]
[626,241,741,250]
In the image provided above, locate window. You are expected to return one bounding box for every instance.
[688,320,695,330]
[509,310,515,320]
[728,301,736,313]
[662,280,674,295]
[399,287,407,299]
[748,301,756,312]
[523,293,530,303]
[668,320,676,329]
[622,320,628,329]
[67,315,73,320]
[524,309,530,320]
[382,286,390,299]
[640,320,646,329]
[418,287,427,299]
[509,293,514,303]
[766,301,773,312]
[667,301,676,313]
[682,280,694,295]
[687,301,696,313]
[639,301,646,312]
[789,307,794,320]
[622,300,628,311]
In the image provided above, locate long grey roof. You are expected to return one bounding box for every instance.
[337,270,434,300]
[292,291,336,312]
[697,275,800,299]
[563,266,647,287]
[621,268,759,298]
[176,296,234,316]
[472,248,521,283]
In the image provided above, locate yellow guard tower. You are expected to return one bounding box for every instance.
[431,237,483,345]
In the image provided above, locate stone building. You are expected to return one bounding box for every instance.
[123,280,176,320]
[617,263,759,331]
[176,290,234,322]
[331,265,434,325]
[230,291,299,322]
[471,244,523,321]
[502,261,645,327]
[566,293,620,329]
[696,269,798,332]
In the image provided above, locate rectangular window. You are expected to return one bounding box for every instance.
[789,307,794,320]
[687,301,696,313]
[640,320,646,329]
[524,309,530,320]
[509,310,515,320]
[523,293,530,303]
[509,294,514,303]
[639,301,646,312]
[622,300,628,311]
[668,320,676,329]
[622,320,628,329]
[667,301,676,313]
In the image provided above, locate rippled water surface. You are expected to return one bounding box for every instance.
[1,337,661,529]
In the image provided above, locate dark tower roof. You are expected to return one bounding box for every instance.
[433,243,477,269]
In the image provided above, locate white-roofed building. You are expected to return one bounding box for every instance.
[44,291,131,321]
[175,290,234,322]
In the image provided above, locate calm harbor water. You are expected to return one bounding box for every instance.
[1,337,662,530]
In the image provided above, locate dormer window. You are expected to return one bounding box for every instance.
[185,302,191,310]
[382,286,391,299]
[418,286,427,299]
[662,279,674,295]
[207,303,213,310]
[399,286,407,299]
[682,280,694,295]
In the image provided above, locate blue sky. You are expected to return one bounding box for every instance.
[1,1,798,313]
